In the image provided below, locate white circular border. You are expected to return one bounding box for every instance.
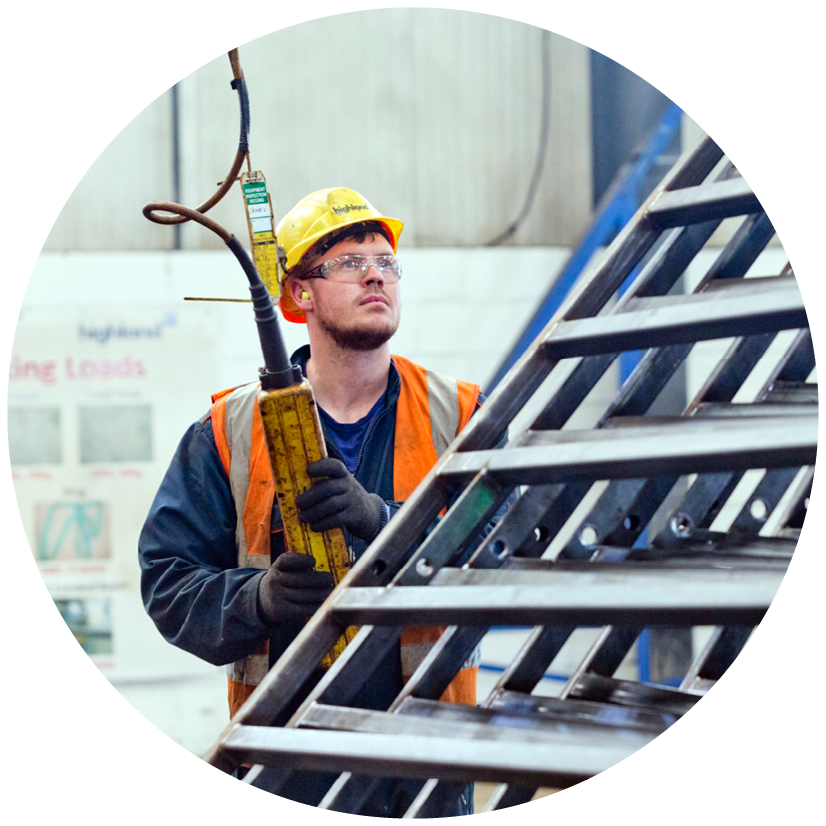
[2,2,821,822]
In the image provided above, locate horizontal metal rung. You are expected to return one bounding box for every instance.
[648,177,761,228]
[605,405,814,425]
[693,402,816,418]
[514,413,813,444]
[761,381,818,404]
[482,690,676,733]
[568,674,703,716]
[585,555,788,571]
[441,416,817,486]
[506,539,794,569]
[682,677,717,694]
[431,565,783,591]
[329,567,784,627]
[540,276,805,359]
[300,699,658,745]
[220,721,645,787]
[632,534,796,561]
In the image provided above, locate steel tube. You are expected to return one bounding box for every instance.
[648,177,761,227]
[541,277,804,359]
[220,722,648,787]
[440,416,817,486]
[330,567,783,627]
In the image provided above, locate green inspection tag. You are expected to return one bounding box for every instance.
[243,182,273,233]
[241,173,279,297]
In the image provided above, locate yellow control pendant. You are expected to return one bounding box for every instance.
[257,379,358,667]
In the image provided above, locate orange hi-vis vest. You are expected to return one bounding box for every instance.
[210,354,482,718]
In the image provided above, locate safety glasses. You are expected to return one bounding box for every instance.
[304,254,402,283]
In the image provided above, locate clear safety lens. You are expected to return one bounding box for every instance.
[316,254,402,282]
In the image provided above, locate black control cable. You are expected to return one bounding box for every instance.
[145,49,251,230]
[143,51,298,391]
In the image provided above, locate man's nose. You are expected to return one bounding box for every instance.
[363,263,385,284]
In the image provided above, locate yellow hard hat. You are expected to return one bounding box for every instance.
[276,187,403,323]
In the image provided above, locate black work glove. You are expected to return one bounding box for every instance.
[295,457,388,543]
[256,552,334,625]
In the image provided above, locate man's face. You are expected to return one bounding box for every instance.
[296,234,401,352]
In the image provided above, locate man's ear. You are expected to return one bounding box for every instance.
[290,278,312,311]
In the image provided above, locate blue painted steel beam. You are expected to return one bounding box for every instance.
[638,628,651,684]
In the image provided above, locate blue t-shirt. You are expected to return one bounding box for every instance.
[318,389,388,473]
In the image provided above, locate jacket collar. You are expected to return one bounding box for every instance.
[290,344,401,407]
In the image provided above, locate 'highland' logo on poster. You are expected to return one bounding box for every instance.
[78,313,177,345]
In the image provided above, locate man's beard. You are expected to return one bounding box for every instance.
[317,309,399,352]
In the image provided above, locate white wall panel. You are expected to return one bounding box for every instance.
[43,91,174,251]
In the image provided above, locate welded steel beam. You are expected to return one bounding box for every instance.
[567,674,703,715]
[220,724,648,787]
[693,402,815,418]
[300,699,659,743]
[330,566,784,627]
[647,177,761,228]
[762,381,818,405]
[439,415,817,486]
[540,276,804,359]
[436,691,675,734]
[523,542,793,569]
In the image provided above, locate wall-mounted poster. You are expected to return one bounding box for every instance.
[35,500,111,562]
[11,299,222,681]
[55,597,113,656]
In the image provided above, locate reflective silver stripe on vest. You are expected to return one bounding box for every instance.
[426,369,461,457]
[223,382,259,564]
[223,383,271,690]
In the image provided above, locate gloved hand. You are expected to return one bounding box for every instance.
[295,457,388,542]
[256,552,334,625]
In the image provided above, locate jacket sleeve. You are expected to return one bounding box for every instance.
[138,416,271,666]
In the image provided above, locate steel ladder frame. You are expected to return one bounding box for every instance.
[202,134,815,815]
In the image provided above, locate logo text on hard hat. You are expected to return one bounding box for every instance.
[331,204,369,215]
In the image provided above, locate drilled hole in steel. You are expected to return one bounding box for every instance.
[750,499,768,521]
[624,514,640,531]
[371,559,387,576]
[492,539,510,560]
[534,525,550,543]
[579,525,599,549]
[670,513,693,538]
[415,558,434,578]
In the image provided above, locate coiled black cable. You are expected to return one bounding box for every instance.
[145,49,251,228]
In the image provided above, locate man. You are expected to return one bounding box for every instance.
[139,187,505,816]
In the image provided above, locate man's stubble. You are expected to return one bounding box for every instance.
[315,295,401,352]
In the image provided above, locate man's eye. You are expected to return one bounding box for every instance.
[376,259,393,270]
[341,258,360,269]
